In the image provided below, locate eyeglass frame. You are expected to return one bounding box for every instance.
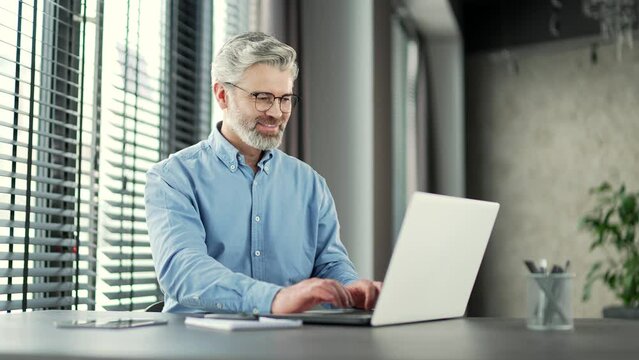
[223,82,300,113]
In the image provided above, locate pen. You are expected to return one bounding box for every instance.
[537,259,547,322]
[539,259,547,274]
[524,260,540,274]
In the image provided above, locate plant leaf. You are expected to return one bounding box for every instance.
[591,182,611,194]
[582,183,639,306]
[582,262,603,302]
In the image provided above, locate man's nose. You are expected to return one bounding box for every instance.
[265,99,283,117]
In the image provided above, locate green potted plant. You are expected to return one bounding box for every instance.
[581,182,639,319]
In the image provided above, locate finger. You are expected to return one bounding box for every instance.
[300,284,335,311]
[284,279,333,313]
[345,287,354,308]
[343,285,354,308]
[362,284,371,310]
[293,296,319,313]
[273,285,314,314]
[319,280,347,308]
[346,285,365,309]
[373,281,383,293]
[303,292,329,311]
[372,284,381,308]
[330,281,351,308]
[329,280,353,308]
[314,286,344,308]
[365,283,378,310]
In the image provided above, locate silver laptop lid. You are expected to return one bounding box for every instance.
[371,192,499,326]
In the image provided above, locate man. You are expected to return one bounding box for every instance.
[145,32,381,314]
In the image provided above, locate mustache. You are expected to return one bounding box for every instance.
[254,117,284,128]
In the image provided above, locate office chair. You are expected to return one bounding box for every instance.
[145,301,164,312]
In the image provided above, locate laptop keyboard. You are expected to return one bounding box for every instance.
[304,308,373,316]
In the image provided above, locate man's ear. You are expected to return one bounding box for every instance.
[213,82,229,110]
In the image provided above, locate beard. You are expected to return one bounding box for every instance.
[226,105,286,151]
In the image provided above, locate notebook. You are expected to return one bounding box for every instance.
[185,316,302,331]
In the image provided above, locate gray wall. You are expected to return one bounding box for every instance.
[425,39,465,197]
[301,0,377,279]
[466,39,639,317]
[372,0,393,280]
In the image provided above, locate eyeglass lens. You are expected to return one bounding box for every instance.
[254,93,298,112]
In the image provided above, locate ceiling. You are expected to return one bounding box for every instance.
[404,0,460,38]
[405,0,602,52]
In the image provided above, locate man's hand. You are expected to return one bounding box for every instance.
[345,279,383,310]
[271,278,354,314]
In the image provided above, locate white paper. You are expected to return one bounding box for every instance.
[185,316,302,331]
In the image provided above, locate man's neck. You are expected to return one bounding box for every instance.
[220,121,262,171]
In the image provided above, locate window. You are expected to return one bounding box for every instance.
[391,16,420,241]
[0,0,102,311]
[95,0,212,311]
[212,0,260,124]
[1,0,214,312]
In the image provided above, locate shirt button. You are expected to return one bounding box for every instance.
[230,164,236,170]
[255,216,260,222]
[252,308,259,315]
[254,250,261,257]
[216,303,223,309]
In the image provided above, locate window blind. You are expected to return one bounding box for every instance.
[168,0,212,151]
[0,0,102,311]
[97,0,212,311]
[96,0,168,311]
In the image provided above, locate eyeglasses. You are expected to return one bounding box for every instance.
[224,82,299,113]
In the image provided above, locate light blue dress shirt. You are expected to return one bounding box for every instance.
[144,123,359,314]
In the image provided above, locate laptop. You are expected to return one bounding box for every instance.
[265,192,500,326]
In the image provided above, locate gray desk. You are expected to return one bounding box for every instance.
[0,310,638,360]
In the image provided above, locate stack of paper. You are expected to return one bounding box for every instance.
[185,316,302,331]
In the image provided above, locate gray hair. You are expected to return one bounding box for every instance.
[212,32,298,84]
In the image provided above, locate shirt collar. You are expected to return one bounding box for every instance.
[210,122,276,174]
